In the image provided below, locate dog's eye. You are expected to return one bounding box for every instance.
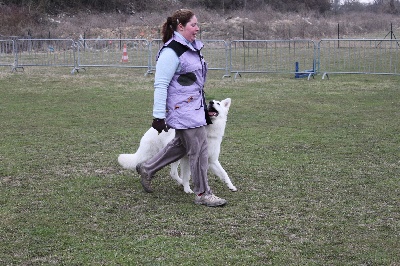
[217,103,220,105]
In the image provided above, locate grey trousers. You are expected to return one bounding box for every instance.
[142,126,211,195]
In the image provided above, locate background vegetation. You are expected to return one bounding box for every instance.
[1,0,332,14]
[0,68,399,265]
[2,0,400,40]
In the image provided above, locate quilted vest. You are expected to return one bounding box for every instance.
[156,35,210,129]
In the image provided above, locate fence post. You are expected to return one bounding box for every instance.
[337,23,340,48]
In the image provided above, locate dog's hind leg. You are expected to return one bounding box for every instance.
[180,156,193,194]
[170,161,182,185]
[209,161,237,192]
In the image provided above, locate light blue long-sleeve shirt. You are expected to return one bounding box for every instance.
[153,32,194,119]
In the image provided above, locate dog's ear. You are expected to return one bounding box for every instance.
[223,98,231,109]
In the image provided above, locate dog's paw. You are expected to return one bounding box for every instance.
[184,186,194,194]
[229,186,238,192]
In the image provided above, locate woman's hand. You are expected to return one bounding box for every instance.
[152,118,169,134]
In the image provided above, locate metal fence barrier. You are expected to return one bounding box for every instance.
[201,40,230,77]
[147,39,166,76]
[230,40,317,79]
[0,40,15,68]
[75,38,150,73]
[13,39,76,72]
[3,38,400,79]
[318,39,400,79]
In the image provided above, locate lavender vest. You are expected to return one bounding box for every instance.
[156,36,210,129]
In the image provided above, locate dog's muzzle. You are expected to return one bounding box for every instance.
[208,101,219,117]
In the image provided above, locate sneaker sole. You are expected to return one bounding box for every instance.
[140,178,153,193]
[195,200,227,207]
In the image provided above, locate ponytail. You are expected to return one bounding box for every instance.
[161,17,175,43]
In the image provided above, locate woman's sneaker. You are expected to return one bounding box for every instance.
[195,193,227,207]
[136,163,153,193]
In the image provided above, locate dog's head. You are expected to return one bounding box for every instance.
[207,98,231,121]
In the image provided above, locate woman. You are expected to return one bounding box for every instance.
[136,9,227,207]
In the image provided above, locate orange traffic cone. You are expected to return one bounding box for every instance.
[121,43,128,63]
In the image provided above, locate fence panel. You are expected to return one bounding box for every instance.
[76,39,150,71]
[230,40,317,78]
[318,39,400,78]
[201,40,230,77]
[148,39,230,77]
[14,39,76,70]
[148,39,163,75]
[0,40,14,68]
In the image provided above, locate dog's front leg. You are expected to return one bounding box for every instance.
[209,161,237,192]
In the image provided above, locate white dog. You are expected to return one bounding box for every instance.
[118,98,237,193]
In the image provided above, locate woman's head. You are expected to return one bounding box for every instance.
[162,9,198,43]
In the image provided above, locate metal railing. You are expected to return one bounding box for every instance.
[230,40,317,79]
[76,38,150,71]
[13,39,76,72]
[0,40,15,68]
[2,37,400,79]
[318,39,400,79]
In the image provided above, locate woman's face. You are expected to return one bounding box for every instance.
[178,15,199,43]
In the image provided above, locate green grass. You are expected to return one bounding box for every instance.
[1,67,399,265]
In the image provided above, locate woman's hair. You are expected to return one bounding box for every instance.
[161,9,194,43]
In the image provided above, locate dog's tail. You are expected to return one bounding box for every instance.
[118,153,141,170]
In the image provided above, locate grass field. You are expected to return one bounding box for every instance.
[1,67,399,265]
